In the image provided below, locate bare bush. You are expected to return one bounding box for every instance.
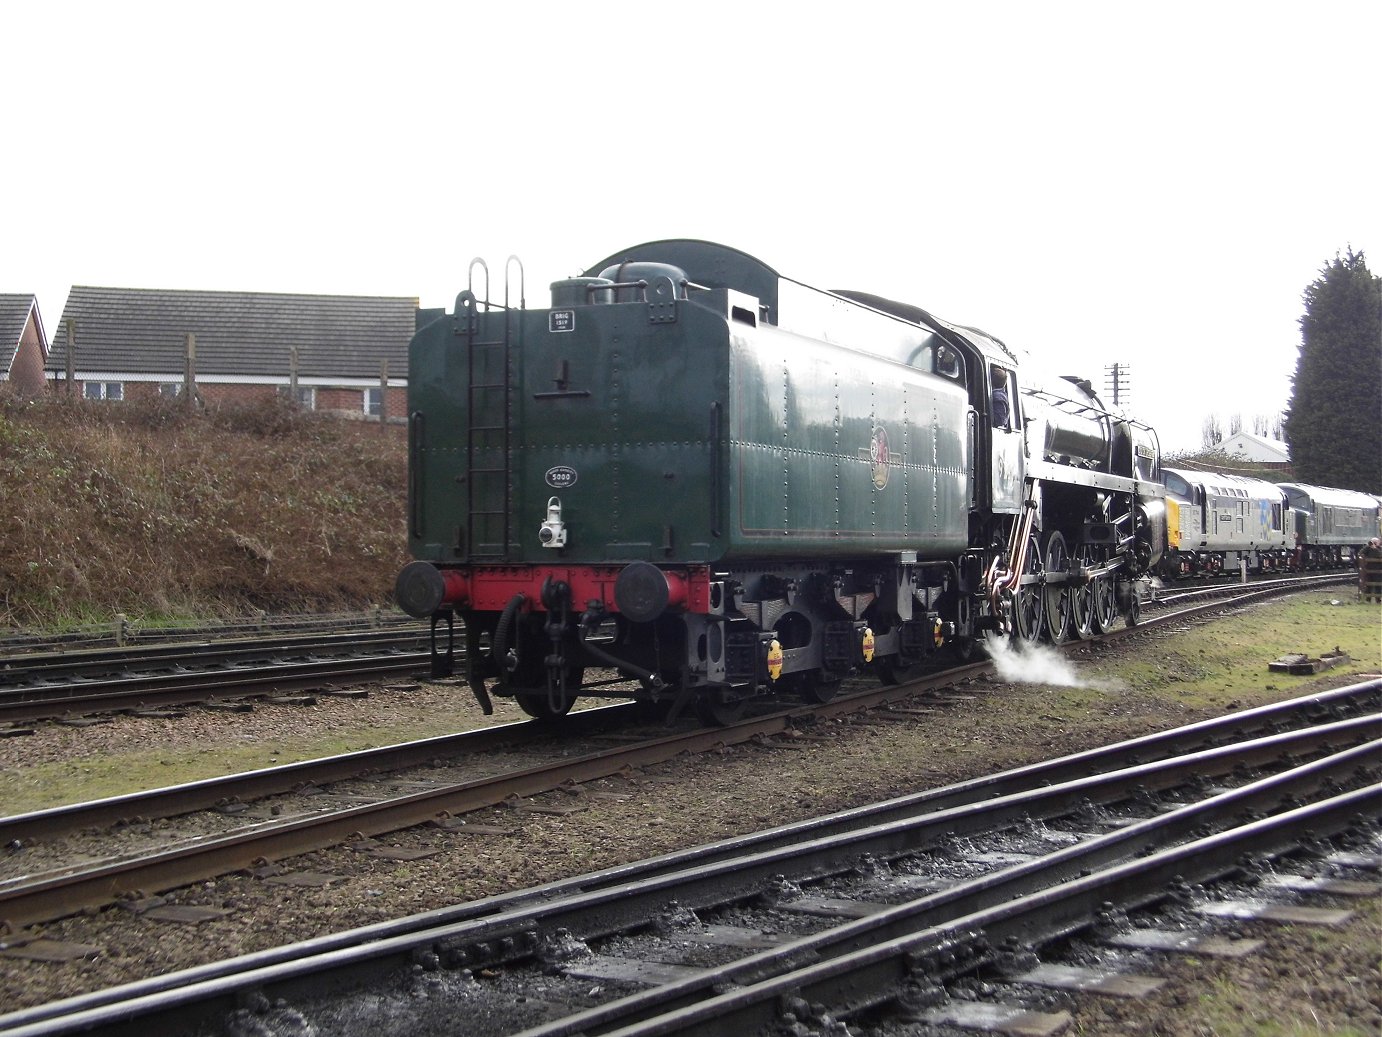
[0,394,406,629]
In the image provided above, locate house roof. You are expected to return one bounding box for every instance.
[0,293,41,375]
[46,286,418,380]
[1220,430,1290,461]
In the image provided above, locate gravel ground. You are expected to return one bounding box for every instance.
[0,613,1378,1035]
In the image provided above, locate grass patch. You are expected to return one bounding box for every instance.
[0,707,477,815]
[1188,982,1366,1037]
[1094,593,1381,711]
[1174,899,1382,1037]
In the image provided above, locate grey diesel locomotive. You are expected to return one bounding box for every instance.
[395,240,1164,724]
[1160,470,1381,579]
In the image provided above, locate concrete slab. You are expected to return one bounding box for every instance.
[925,1000,1072,1035]
[1013,962,1166,997]
[1328,851,1381,870]
[1107,929,1263,958]
[681,924,789,950]
[1265,874,1381,897]
[779,896,887,919]
[143,904,232,923]
[966,851,1037,867]
[563,955,711,986]
[885,873,958,892]
[1196,900,1355,926]
[0,939,102,962]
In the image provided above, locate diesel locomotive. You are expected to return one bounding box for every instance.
[1159,470,1382,579]
[1161,468,1292,577]
[395,240,1165,724]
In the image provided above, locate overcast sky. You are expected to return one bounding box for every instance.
[6,2,1377,452]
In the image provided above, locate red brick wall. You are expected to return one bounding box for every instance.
[316,387,361,412]
[196,384,279,406]
[318,386,408,419]
[6,314,48,395]
[47,379,407,418]
[123,383,162,402]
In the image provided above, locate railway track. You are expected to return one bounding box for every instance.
[0,609,421,656]
[0,628,432,726]
[1,678,1375,1036]
[1145,570,1354,611]
[0,573,1348,729]
[0,572,1343,724]
[0,626,431,685]
[0,579,1361,932]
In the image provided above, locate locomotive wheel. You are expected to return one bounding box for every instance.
[1091,574,1119,633]
[632,697,677,723]
[515,690,578,721]
[695,692,748,726]
[789,670,843,703]
[1042,531,1072,644]
[877,655,927,686]
[1069,547,1096,640]
[512,660,585,721]
[1011,534,1044,644]
[949,636,979,663]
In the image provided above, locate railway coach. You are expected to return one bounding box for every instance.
[1280,482,1382,569]
[395,240,1164,724]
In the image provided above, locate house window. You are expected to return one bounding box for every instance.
[84,381,124,401]
[366,387,383,417]
[159,383,182,398]
[278,385,315,409]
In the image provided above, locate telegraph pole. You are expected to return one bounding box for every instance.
[1104,363,1131,407]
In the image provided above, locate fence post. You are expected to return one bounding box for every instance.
[65,320,76,396]
[184,333,201,407]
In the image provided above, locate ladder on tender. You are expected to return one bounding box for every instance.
[460,257,525,562]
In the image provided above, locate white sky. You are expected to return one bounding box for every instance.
[6,2,1378,453]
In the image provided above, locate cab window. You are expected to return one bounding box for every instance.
[990,365,1016,431]
[1165,472,1191,498]
[934,344,963,381]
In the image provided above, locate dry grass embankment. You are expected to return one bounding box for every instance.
[0,390,408,629]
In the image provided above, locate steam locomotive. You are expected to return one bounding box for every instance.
[395,240,1165,723]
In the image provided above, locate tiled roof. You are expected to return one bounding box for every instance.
[0,294,37,373]
[46,287,417,380]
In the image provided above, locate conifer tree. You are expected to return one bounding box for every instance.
[1283,249,1382,491]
